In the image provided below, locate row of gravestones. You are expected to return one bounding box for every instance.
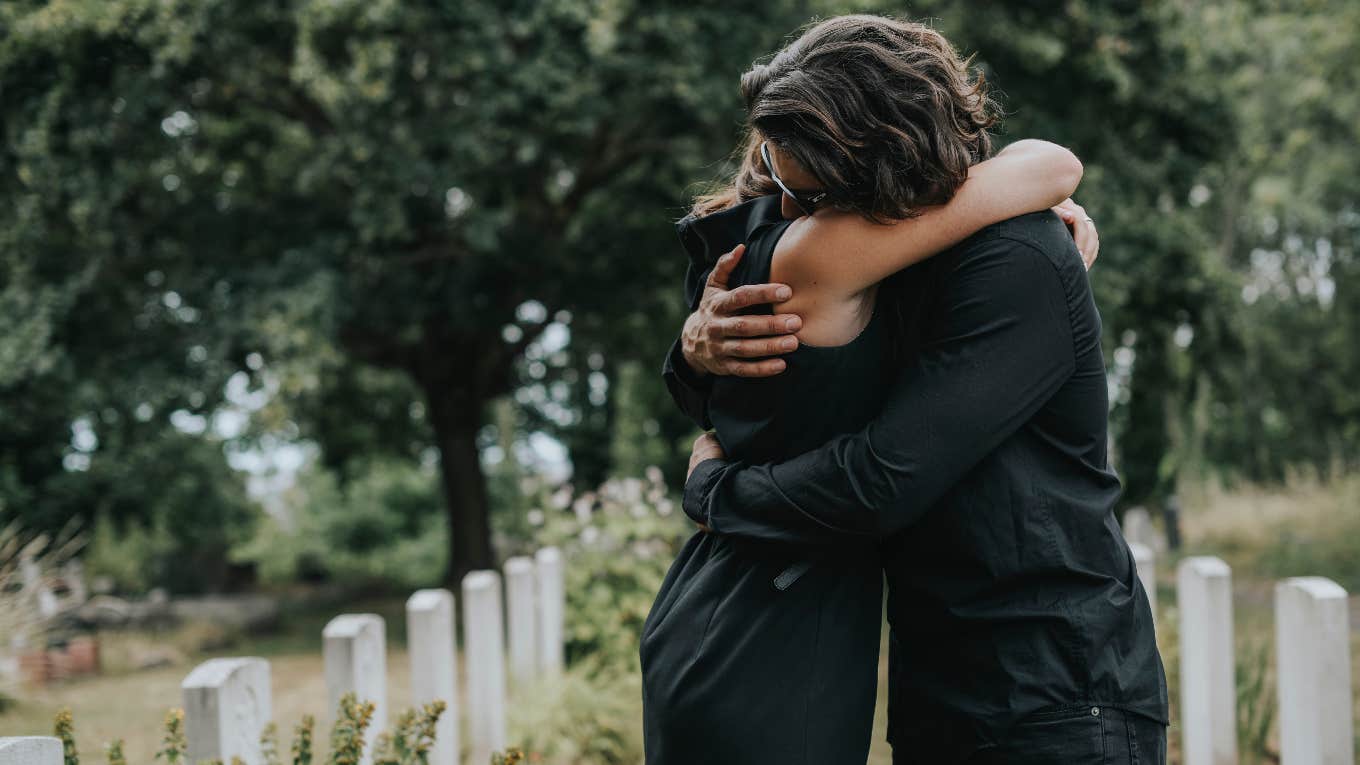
[1131,539,1355,765]
[5,543,1356,765]
[0,548,564,765]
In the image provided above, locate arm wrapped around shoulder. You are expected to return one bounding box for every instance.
[685,236,1078,543]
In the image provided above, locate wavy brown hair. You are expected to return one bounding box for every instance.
[693,15,999,221]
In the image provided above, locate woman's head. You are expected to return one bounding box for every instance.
[694,15,998,221]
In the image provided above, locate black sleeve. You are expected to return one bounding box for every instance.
[682,237,1077,544]
[661,260,714,429]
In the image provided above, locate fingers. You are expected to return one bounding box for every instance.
[706,244,746,289]
[707,313,802,339]
[715,283,793,313]
[1080,226,1099,269]
[1053,199,1098,269]
[720,335,800,358]
[1052,198,1078,228]
[720,358,788,377]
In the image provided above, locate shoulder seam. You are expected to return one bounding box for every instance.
[994,234,1081,368]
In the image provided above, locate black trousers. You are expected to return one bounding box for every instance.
[961,707,1167,765]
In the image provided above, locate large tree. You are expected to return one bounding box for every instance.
[0,0,814,580]
[895,0,1236,510]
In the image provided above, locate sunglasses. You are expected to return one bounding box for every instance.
[761,141,828,216]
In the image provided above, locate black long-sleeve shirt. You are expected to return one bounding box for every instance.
[665,211,1167,760]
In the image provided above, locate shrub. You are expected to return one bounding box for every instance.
[233,458,445,589]
[498,470,689,764]
[507,664,644,765]
[50,693,445,765]
[533,470,689,668]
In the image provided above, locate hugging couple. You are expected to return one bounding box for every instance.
[638,14,1167,765]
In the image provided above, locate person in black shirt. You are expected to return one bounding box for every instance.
[673,212,1168,762]
[661,14,1169,765]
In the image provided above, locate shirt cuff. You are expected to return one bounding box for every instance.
[683,458,727,527]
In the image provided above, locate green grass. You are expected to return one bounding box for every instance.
[0,596,420,763]
[2,478,1356,764]
[1165,474,1360,763]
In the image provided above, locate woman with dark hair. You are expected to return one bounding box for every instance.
[641,15,1098,765]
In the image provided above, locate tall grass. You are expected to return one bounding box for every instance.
[1181,474,1360,590]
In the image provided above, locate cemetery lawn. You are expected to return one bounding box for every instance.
[3,479,1357,765]
[1169,477,1360,763]
[0,596,417,763]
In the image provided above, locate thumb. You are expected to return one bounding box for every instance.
[707,244,746,289]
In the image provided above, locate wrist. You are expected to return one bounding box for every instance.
[681,347,709,378]
[682,457,727,527]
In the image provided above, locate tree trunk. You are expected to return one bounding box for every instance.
[424,382,495,585]
[1120,327,1174,509]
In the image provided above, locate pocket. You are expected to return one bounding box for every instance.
[984,707,1105,764]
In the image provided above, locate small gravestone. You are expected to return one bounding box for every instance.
[19,555,58,618]
[62,560,88,605]
[534,547,565,676]
[462,570,507,765]
[1275,577,1354,765]
[1177,556,1237,765]
[1121,506,1162,552]
[0,737,62,765]
[504,557,538,689]
[405,589,459,765]
[323,614,387,765]
[182,657,272,765]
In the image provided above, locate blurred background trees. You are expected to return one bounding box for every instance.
[1,0,1355,592]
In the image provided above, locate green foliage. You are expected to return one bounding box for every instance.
[156,709,187,765]
[496,472,686,763]
[260,723,281,765]
[535,472,689,667]
[54,707,78,765]
[1235,639,1277,762]
[328,692,377,765]
[372,701,446,765]
[0,0,1354,601]
[1181,0,1360,483]
[489,749,525,765]
[49,696,450,765]
[0,0,821,578]
[508,666,645,765]
[233,457,445,588]
[291,715,315,765]
[1204,477,1360,592]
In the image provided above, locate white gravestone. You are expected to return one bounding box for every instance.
[405,589,460,765]
[462,570,507,765]
[504,556,539,689]
[19,555,58,617]
[1121,506,1163,552]
[534,547,565,676]
[182,657,272,765]
[323,614,387,765]
[1177,556,1238,765]
[0,737,62,765]
[62,560,88,604]
[1275,577,1354,765]
[1129,542,1157,621]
